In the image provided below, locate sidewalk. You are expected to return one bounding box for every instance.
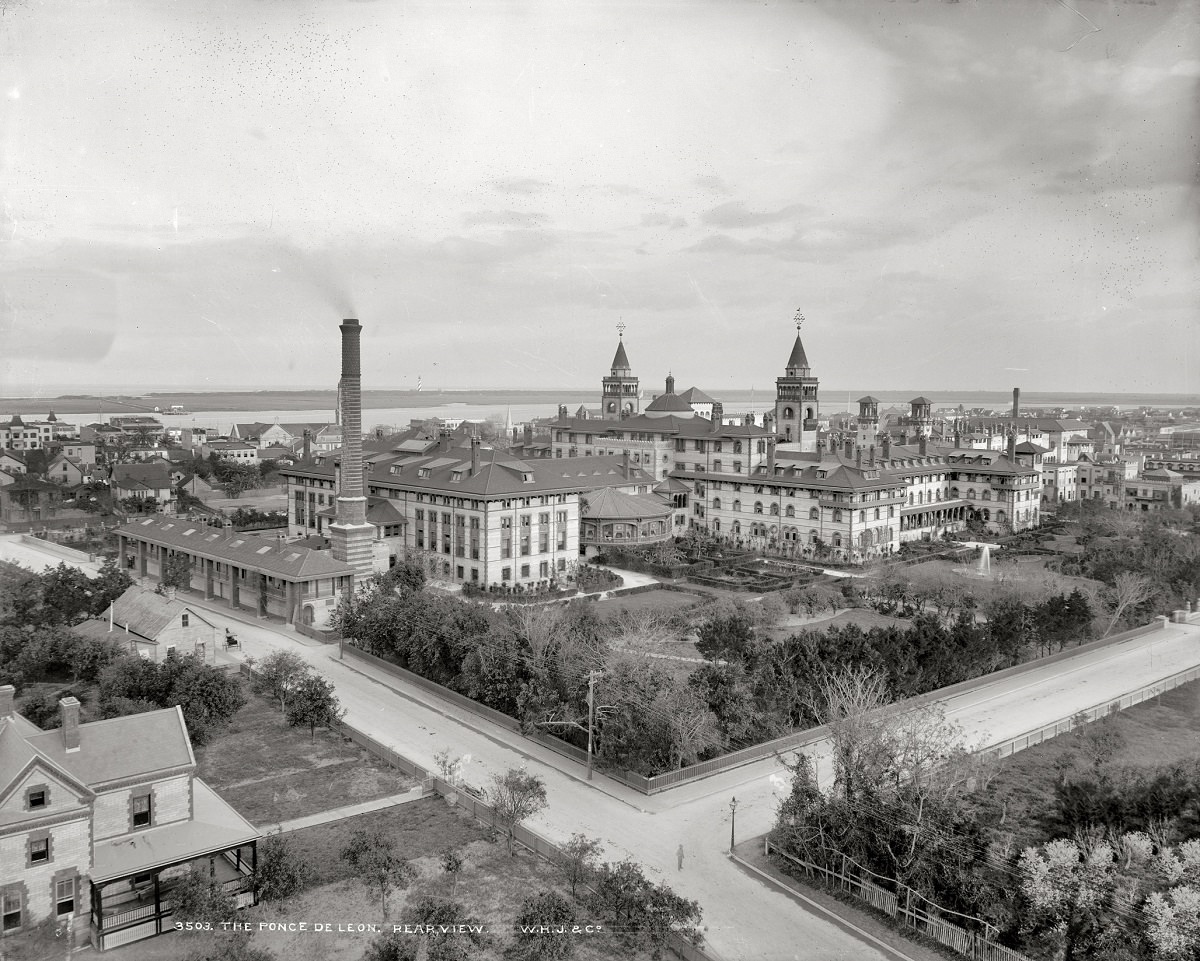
[259,784,425,835]
[730,837,944,961]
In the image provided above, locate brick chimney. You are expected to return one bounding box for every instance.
[881,434,891,463]
[868,444,876,468]
[919,435,928,456]
[1007,431,1017,460]
[470,435,480,475]
[329,319,376,579]
[711,402,723,432]
[1012,387,1020,419]
[622,449,631,480]
[60,696,81,752]
[0,684,13,718]
[843,438,853,458]
[855,447,862,469]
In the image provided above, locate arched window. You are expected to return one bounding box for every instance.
[935,490,942,502]
[832,533,842,547]
[809,506,819,520]
[997,510,1007,523]
[732,500,741,512]
[731,521,741,535]
[909,494,915,505]
[785,505,795,517]
[832,509,842,523]
[982,509,991,522]
[918,491,924,505]
[950,486,959,497]
[982,490,991,501]
[712,497,722,510]
[713,519,721,532]
[805,407,814,420]
[967,488,976,499]
[783,407,794,419]
[754,501,764,514]
[873,508,880,520]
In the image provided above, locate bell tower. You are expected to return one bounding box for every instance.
[601,323,640,419]
[856,396,880,449]
[775,310,819,452]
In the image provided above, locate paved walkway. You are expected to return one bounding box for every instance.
[259,785,425,835]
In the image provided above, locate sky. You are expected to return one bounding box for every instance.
[2,0,1198,398]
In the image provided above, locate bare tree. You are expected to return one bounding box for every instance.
[1101,572,1156,637]
[487,767,548,856]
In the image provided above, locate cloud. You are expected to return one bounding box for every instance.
[640,211,688,229]
[462,210,549,229]
[700,201,812,229]
[490,176,553,195]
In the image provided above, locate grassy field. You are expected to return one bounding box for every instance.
[105,810,666,961]
[592,588,700,619]
[194,681,416,825]
[967,678,1200,850]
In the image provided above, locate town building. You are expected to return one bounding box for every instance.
[111,463,176,513]
[201,441,259,466]
[0,687,259,951]
[0,415,56,451]
[113,517,357,627]
[773,324,820,452]
[71,586,220,664]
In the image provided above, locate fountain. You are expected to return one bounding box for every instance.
[976,543,992,577]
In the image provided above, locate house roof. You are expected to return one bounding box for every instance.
[290,444,656,499]
[645,391,694,414]
[0,719,94,824]
[581,487,672,520]
[550,410,771,440]
[112,462,174,491]
[93,586,213,641]
[25,705,195,789]
[857,396,880,405]
[910,396,933,406]
[678,387,716,405]
[115,517,358,580]
[91,778,259,883]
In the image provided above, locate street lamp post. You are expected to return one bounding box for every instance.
[729,796,739,853]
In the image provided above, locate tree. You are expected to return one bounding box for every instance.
[506,889,576,961]
[160,551,194,591]
[441,846,464,895]
[340,827,415,917]
[170,866,237,930]
[381,558,426,593]
[1144,886,1200,960]
[285,674,345,742]
[365,895,487,961]
[253,649,312,714]
[589,859,702,958]
[254,830,310,903]
[487,767,549,856]
[181,937,275,961]
[695,608,759,664]
[1102,572,1157,637]
[1018,837,1125,961]
[556,833,602,900]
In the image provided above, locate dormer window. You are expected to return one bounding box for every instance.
[26,787,47,810]
[451,471,462,483]
[418,469,431,478]
[523,473,534,483]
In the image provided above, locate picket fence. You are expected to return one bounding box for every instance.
[765,839,1032,961]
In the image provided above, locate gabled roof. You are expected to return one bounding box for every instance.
[25,705,195,789]
[92,586,213,642]
[0,719,94,823]
[112,462,174,491]
[115,517,358,580]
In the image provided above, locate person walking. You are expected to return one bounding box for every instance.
[676,843,685,871]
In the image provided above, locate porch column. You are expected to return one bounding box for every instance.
[230,567,240,609]
[117,535,127,570]
[205,559,214,600]
[138,540,147,578]
[285,581,297,625]
[257,573,268,618]
[153,872,161,934]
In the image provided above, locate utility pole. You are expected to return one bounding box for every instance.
[586,670,602,780]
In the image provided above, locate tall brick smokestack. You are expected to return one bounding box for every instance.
[1012,387,1020,419]
[329,319,375,580]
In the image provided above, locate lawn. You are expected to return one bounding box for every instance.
[966,678,1200,851]
[593,588,700,619]
[194,680,416,825]
[105,807,669,961]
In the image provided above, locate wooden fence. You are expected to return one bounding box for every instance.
[765,839,1032,961]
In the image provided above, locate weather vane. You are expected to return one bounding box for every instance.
[616,321,626,338]
[794,309,805,332]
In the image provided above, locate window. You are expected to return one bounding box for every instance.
[520,564,531,578]
[132,793,152,828]
[55,878,75,916]
[27,787,47,810]
[2,890,20,932]
[809,507,819,520]
[732,462,742,473]
[502,567,511,582]
[181,614,189,627]
[833,509,843,523]
[732,500,741,512]
[29,837,49,865]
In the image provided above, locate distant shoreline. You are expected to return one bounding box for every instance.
[1,388,1196,417]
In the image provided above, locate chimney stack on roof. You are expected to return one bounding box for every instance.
[881,434,891,464]
[844,438,853,459]
[0,684,14,718]
[1012,387,1020,419]
[470,435,480,475]
[919,435,928,456]
[711,402,723,431]
[622,449,631,480]
[1007,430,1017,460]
[855,447,862,469]
[868,444,876,468]
[60,696,81,752]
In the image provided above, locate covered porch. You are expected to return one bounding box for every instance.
[88,781,260,951]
